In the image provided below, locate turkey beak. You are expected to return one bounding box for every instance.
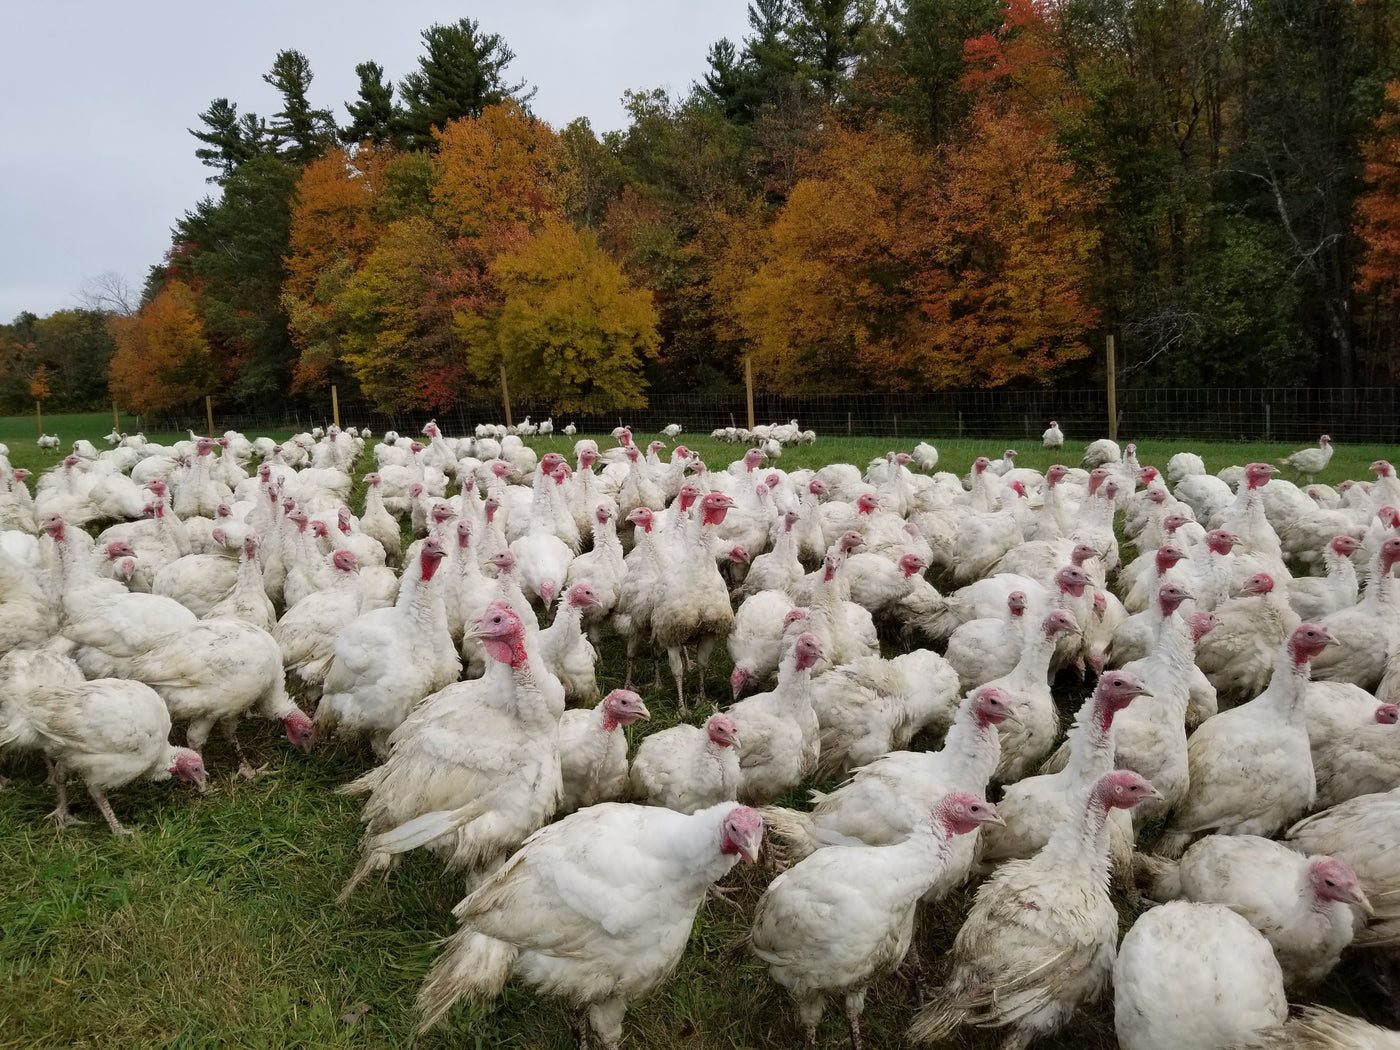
[983,809,1007,828]
[1349,886,1375,917]
[737,827,762,865]
[634,701,651,722]
[1142,783,1165,803]
[999,706,1025,729]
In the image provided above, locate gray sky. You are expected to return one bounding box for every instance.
[0,0,751,324]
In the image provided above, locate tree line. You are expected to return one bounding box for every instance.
[8,0,1400,417]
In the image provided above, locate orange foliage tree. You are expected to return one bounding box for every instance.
[108,282,218,414]
[432,100,563,244]
[732,123,932,389]
[1356,80,1400,312]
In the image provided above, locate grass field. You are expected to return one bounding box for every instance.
[0,413,1392,1049]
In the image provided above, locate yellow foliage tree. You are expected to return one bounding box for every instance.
[478,219,660,413]
[108,281,218,414]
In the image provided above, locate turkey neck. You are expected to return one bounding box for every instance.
[870,818,958,907]
[397,559,449,635]
[1256,644,1317,728]
[1359,548,1398,611]
[506,650,557,733]
[1037,788,1115,890]
[1062,693,1123,786]
[656,805,748,893]
[938,699,1003,789]
[1007,617,1057,689]
[594,514,623,567]
[1322,547,1358,603]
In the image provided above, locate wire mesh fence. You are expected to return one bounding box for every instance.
[149,386,1400,446]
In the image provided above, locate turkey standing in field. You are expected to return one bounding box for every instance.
[751,792,1002,1050]
[415,802,763,1048]
[1042,421,1064,450]
[910,771,1162,1050]
[1281,434,1334,484]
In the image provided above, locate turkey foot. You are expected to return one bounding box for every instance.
[706,882,743,909]
[46,775,87,828]
[88,786,132,836]
[235,761,270,780]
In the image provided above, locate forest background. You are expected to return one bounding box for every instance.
[9,0,1400,421]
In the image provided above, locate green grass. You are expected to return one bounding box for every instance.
[0,412,1387,1049]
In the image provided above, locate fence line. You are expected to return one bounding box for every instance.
[148,387,1400,446]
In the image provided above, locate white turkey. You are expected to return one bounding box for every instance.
[1042,421,1064,450]
[414,802,763,1047]
[1114,901,1287,1050]
[0,667,206,833]
[761,685,1016,904]
[1221,1007,1400,1050]
[1140,834,1369,988]
[537,582,602,707]
[314,535,461,755]
[1280,434,1334,484]
[273,549,366,703]
[1156,623,1334,857]
[338,603,561,898]
[556,688,649,814]
[629,713,741,814]
[751,792,1002,1049]
[809,648,961,779]
[910,771,1161,1048]
[1286,786,1400,949]
[651,491,738,711]
[977,670,1148,882]
[725,632,823,805]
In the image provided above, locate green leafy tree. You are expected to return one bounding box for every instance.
[398,18,531,151]
[190,98,267,182]
[341,60,401,146]
[172,153,300,403]
[476,220,660,413]
[263,49,337,164]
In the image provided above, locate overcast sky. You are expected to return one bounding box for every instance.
[0,0,751,324]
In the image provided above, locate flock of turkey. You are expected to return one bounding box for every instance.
[2,418,1399,1050]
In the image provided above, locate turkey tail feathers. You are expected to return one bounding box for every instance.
[369,798,490,855]
[416,930,517,1031]
[1131,852,1182,902]
[757,806,824,862]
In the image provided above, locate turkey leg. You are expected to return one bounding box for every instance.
[220,716,265,779]
[695,636,719,706]
[45,763,86,827]
[87,785,132,836]
[667,646,687,714]
[844,988,866,1050]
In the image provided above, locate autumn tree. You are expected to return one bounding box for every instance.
[108,282,218,414]
[907,100,1102,388]
[1356,79,1400,378]
[336,217,489,411]
[733,123,931,389]
[477,220,660,413]
[432,101,563,244]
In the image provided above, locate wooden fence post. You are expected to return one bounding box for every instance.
[331,385,340,429]
[500,365,513,428]
[745,357,755,431]
[112,402,120,433]
[1106,334,1117,441]
[35,401,41,437]
[205,395,214,437]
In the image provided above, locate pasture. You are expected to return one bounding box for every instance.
[0,412,1388,1049]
